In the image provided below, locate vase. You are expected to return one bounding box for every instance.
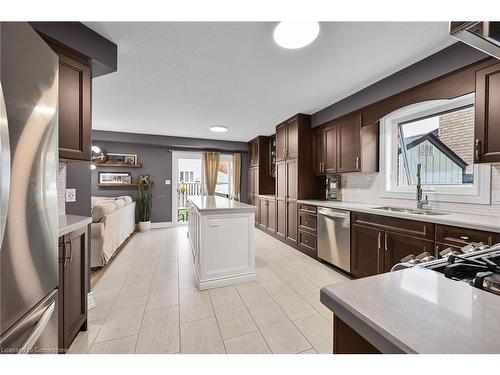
[139,220,151,232]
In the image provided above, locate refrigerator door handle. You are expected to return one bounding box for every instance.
[18,300,55,354]
[0,81,11,250]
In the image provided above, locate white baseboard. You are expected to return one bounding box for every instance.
[135,221,174,230]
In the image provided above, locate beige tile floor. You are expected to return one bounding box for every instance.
[69,226,349,354]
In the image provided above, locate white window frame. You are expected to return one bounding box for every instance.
[379,93,491,204]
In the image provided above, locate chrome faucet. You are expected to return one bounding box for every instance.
[416,163,429,209]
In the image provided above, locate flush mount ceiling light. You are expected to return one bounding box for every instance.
[210,126,228,133]
[273,21,320,49]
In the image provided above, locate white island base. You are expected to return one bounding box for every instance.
[187,196,256,290]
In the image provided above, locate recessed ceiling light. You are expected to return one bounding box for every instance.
[273,21,320,49]
[210,126,228,133]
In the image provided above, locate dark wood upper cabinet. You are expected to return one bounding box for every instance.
[312,129,324,175]
[475,62,500,163]
[276,123,287,161]
[312,114,378,175]
[59,227,88,351]
[45,40,92,161]
[324,124,337,174]
[286,117,299,159]
[336,115,361,172]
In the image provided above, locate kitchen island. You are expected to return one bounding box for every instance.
[320,267,500,354]
[187,195,256,290]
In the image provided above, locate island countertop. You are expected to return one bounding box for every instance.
[320,267,500,354]
[188,195,256,213]
[59,215,92,237]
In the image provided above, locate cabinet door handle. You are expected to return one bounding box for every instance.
[475,139,481,160]
[384,233,388,252]
[68,238,74,263]
[377,232,381,250]
[460,236,469,241]
[355,156,360,170]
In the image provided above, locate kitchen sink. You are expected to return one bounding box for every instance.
[372,206,449,216]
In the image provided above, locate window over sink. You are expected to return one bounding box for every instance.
[380,93,491,204]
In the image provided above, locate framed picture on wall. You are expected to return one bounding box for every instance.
[98,172,132,184]
[104,153,138,165]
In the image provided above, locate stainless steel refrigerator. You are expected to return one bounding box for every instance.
[0,22,59,354]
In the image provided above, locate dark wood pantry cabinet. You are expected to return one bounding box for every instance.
[42,38,92,161]
[247,136,274,205]
[58,227,88,351]
[274,114,322,248]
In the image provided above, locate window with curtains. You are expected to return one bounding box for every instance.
[215,155,233,197]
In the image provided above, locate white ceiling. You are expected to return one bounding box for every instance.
[85,22,455,142]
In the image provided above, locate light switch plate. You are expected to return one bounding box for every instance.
[165,180,171,185]
[65,188,76,203]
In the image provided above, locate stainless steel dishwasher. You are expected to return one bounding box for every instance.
[317,207,351,272]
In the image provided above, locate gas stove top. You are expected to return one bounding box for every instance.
[426,247,500,295]
[391,243,500,296]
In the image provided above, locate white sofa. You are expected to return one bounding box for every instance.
[90,196,136,268]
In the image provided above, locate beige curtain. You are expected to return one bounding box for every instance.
[203,151,220,196]
[232,153,242,201]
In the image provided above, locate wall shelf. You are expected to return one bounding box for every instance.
[97,182,153,188]
[95,163,143,168]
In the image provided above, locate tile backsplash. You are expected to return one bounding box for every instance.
[339,164,500,216]
[58,163,67,215]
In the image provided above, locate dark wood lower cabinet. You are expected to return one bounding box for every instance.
[59,227,88,352]
[286,200,298,244]
[267,198,276,234]
[351,224,383,279]
[384,232,434,271]
[333,316,380,354]
[276,199,286,239]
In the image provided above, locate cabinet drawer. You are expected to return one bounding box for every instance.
[298,230,317,252]
[299,204,317,214]
[436,224,500,247]
[298,212,316,233]
[352,212,434,240]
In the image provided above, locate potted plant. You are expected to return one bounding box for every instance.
[138,180,153,232]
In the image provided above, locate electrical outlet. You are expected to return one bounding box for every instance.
[165,180,171,185]
[65,188,76,203]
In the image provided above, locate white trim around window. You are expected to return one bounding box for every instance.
[379,94,491,205]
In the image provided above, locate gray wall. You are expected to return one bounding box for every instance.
[89,130,249,223]
[311,42,489,127]
[66,161,92,217]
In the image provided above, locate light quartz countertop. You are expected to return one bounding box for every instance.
[188,195,256,213]
[59,215,92,237]
[320,267,500,354]
[298,199,500,233]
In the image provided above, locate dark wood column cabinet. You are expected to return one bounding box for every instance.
[58,227,88,351]
[247,136,275,205]
[43,39,92,161]
[475,62,500,163]
[324,124,337,174]
[274,114,322,249]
